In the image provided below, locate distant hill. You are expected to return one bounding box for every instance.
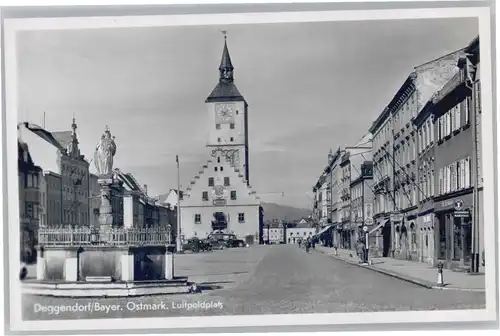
[261,202,311,222]
[153,193,310,223]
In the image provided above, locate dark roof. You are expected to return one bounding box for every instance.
[205,82,245,103]
[18,139,41,172]
[206,36,246,103]
[51,131,72,150]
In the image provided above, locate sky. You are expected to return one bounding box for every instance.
[16,17,478,209]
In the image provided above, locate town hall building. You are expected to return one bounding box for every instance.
[179,35,262,245]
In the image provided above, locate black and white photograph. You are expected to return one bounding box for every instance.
[1,1,498,333]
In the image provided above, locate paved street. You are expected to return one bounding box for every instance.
[22,245,485,320]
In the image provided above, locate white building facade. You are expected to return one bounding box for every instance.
[286,227,316,244]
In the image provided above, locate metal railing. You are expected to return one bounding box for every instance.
[38,226,172,247]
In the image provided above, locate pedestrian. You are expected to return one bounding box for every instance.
[305,238,311,253]
[312,237,316,249]
[357,239,366,263]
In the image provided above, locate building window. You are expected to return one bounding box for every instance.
[454,105,461,131]
[217,157,221,163]
[439,169,444,195]
[446,112,452,135]
[194,214,201,224]
[208,177,214,187]
[465,157,471,188]
[459,159,465,189]
[220,167,224,172]
[224,177,230,186]
[230,137,234,142]
[216,124,221,130]
[238,213,245,223]
[214,167,218,172]
[202,191,209,201]
[231,191,237,200]
[217,138,221,143]
[450,163,458,191]
[230,123,235,129]
[464,98,470,125]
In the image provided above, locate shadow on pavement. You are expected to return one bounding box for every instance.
[181,271,249,277]
[197,281,235,291]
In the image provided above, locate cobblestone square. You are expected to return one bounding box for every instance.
[22,245,486,320]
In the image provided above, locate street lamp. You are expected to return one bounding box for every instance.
[176,155,183,253]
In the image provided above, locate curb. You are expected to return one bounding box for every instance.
[316,248,485,293]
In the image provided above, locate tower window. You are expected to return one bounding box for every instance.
[216,124,221,130]
[230,137,234,142]
[224,177,230,186]
[208,178,214,187]
[214,167,218,172]
[231,191,237,200]
[230,123,235,129]
[217,138,221,143]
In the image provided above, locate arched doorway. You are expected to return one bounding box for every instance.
[382,220,391,257]
[212,212,228,231]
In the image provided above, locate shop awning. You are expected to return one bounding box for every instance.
[315,225,333,237]
[369,220,389,235]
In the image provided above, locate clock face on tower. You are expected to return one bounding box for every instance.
[216,104,234,123]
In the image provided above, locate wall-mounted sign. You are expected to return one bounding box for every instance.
[454,199,464,211]
[453,210,470,218]
[390,212,403,222]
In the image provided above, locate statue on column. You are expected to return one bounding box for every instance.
[94,126,117,177]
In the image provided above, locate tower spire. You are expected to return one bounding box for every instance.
[68,116,80,158]
[219,30,234,84]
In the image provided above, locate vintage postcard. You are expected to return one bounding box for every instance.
[1,1,498,334]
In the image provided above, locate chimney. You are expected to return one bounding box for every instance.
[143,184,148,195]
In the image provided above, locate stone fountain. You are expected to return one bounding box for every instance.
[26,127,190,297]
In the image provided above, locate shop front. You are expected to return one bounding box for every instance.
[416,205,436,266]
[393,208,418,261]
[340,221,353,250]
[434,193,473,270]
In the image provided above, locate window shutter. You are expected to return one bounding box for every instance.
[439,169,443,194]
[464,158,471,188]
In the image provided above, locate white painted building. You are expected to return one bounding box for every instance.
[263,226,284,244]
[286,227,316,244]
[179,36,261,245]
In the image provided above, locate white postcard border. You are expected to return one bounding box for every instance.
[3,6,496,332]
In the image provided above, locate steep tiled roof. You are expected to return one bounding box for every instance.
[205,82,245,102]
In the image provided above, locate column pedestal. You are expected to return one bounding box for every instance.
[36,247,46,281]
[120,251,134,281]
[97,177,115,243]
[64,249,79,282]
[165,252,174,280]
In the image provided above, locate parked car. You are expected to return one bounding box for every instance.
[207,232,246,248]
